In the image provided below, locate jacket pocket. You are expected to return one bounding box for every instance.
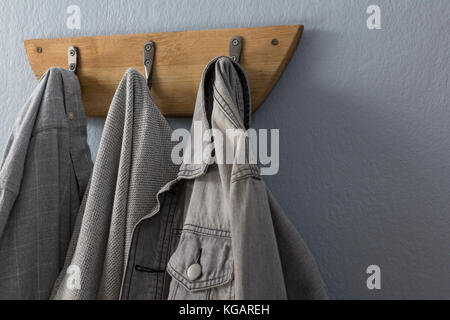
[166,225,234,300]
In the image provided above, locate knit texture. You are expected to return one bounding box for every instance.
[51,68,178,299]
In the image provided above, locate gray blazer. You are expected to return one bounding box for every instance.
[0,68,92,299]
[51,68,179,299]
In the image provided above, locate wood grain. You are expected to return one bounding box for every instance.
[24,25,303,117]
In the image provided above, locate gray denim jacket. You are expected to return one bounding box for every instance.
[120,57,327,300]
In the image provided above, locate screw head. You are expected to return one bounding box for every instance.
[69,63,76,71]
[232,39,239,46]
[37,47,42,53]
[69,49,76,56]
[145,43,153,51]
[145,59,151,66]
[271,38,279,46]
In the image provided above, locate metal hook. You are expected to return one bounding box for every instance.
[68,46,77,73]
[229,36,242,63]
[143,41,155,90]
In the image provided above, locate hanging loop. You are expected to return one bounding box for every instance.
[229,36,242,63]
[143,41,155,90]
[67,46,77,73]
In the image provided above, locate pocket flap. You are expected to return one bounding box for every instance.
[167,226,233,291]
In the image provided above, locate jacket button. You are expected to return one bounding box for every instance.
[187,263,202,281]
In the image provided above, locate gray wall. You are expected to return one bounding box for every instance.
[0,0,449,299]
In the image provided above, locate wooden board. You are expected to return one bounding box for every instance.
[24,25,303,117]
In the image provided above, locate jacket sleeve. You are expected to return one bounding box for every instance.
[267,189,329,300]
[229,175,288,299]
[0,72,50,239]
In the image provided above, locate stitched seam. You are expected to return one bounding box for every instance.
[178,168,204,176]
[232,65,251,129]
[31,125,69,137]
[182,224,231,236]
[179,169,202,174]
[231,167,260,182]
[231,173,260,184]
[155,194,170,298]
[178,165,203,172]
[212,92,240,130]
[160,193,179,299]
[212,85,241,129]
[232,165,260,174]
[181,229,231,239]
[232,167,257,175]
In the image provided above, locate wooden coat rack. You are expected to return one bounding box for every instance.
[24,25,303,117]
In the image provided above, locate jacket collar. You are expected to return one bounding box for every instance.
[178,56,252,179]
